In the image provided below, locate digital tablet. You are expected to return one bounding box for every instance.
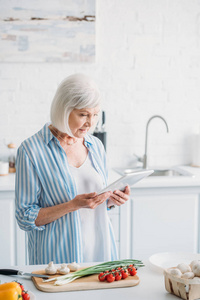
[98,169,154,194]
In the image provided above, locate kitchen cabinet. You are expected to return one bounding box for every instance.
[115,167,200,260]
[108,206,120,254]
[130,191,198,259]
[0,192,15,266]
[0,184,27,267]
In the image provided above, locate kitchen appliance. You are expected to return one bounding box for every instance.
[93,111,107,151]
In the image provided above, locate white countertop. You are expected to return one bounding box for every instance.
[0,262,178,300]
[1,166,200,192]
[109,165,200,189]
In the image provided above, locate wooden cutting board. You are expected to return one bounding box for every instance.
[32,269,140,292]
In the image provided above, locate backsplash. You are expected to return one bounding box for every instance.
[1,0,200,169]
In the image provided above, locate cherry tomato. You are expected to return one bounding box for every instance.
[20,284,25,292]
[129,267,137,276]
[115,272,122,281]
[98,272,106,282]
[15,281,24,292]
[106,274,115,282]
[121,270,129,279]
[22,291,30,300]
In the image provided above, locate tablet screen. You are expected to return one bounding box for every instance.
[99,169,154,194]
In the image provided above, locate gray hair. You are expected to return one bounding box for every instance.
[50,74,101,136]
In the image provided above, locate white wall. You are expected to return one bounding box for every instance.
[1,0,200,169]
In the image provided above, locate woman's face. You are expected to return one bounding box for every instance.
[68,106,100,138]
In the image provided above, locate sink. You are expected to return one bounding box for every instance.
[114,167,194,177]
[150,169,192,177]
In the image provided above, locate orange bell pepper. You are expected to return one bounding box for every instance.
[0,282,22,300]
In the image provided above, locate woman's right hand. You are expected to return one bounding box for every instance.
[72,191,112,210]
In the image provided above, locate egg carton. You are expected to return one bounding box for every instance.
[164,268,200,300]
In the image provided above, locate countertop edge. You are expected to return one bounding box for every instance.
[1,166,200,192]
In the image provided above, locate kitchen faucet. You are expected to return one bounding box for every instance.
[143,115,169,169]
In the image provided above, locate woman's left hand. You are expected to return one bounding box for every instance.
[107,185,130,207]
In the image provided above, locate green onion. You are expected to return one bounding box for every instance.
[43,259,144,286]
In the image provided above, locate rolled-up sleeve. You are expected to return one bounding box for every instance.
[15,145,45,232]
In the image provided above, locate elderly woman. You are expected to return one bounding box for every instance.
[15,74,130,265]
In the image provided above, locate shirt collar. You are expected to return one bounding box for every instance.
[40,123,54,144]
[83,133,93,148]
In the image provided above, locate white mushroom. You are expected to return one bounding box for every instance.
[177,263,191,274]
[181,272,195,279]
[57,263,70,275]
[193,277,200,283]
[168,268,182,277]
[45,261,57,275]
[190,260,200,269]
[192,262,200,277]
[67,262,81,272]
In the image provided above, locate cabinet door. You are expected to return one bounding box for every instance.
[108,206,120,255]
[15,220,27,265]
[0,191,27,267]
[131,193,198,260]
[0,198,15,266]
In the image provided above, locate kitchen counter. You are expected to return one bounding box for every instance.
[109,165,200,189]
[1,166,200,192]
[0,262,178,300]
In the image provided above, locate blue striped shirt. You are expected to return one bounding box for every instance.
[15,123,117,264]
